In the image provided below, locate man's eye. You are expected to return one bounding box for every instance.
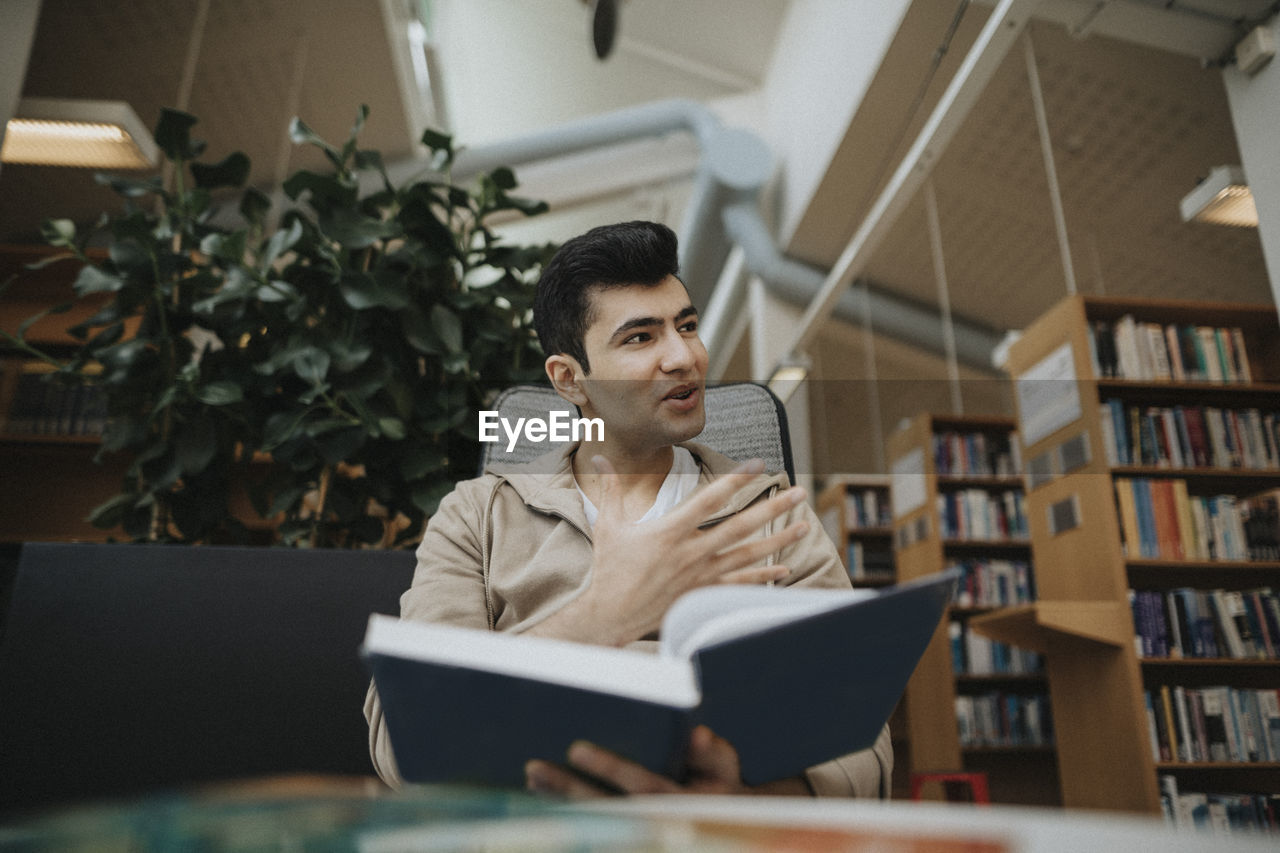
[680,321,698,333]
[623,332,651,344]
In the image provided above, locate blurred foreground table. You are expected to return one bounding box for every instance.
[0,775,1274,852]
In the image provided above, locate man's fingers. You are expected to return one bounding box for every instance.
[525,759,611,800]
[718,564,791,585]
[685,725,743,786]
[567,741,680,795]
[668,458,766,525]
[699,487,807,555]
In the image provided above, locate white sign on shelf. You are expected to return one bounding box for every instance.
[890,448,927,519]
[1017,342,1082,447]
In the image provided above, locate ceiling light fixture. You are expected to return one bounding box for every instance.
[1179,165,1258,228]
[1,97,158,169]
[767,357,810,404]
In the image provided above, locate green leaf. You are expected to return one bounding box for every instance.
[289,117,343,169]
[72,265,124,295]
[377,417,407,440]
[412,479,455,516]
[41,219,77,248]
[339,270,409,310]
[239,186,271,226]
[260,218,304,271]
[431,304,463,354]
[94,172,163,198]
[175,417,218,474]
[401,447,446,479]
[154,108,200,161]
[194,380,243,405]
[327,339,373,372]
[254,280,297,303]
[400,307,441,355]
[293,347,331,383]
[282,169,356,210]
[320,206,400,249]
[87,492,137,528]
[340,104,371,163]
[489,166,517,191]
[420,128,454,170]
[190,151,251,189]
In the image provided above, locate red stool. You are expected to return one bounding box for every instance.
[910,771,990,804]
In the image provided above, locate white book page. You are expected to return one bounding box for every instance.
[364,615,700,708]
[658,586,877,661]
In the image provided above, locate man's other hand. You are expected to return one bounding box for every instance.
[523,725,812,798]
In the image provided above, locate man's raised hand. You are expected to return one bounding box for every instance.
[528,456,810,647]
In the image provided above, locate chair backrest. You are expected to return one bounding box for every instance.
[0,542,415,815]
[480,382,794,484]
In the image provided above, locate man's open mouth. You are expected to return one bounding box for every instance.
[663,385,699,402]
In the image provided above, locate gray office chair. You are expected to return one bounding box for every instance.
[479,382,795,485]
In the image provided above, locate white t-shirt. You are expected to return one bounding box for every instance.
[578,446,701,528]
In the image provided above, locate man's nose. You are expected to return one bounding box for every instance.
[660,332,698,371]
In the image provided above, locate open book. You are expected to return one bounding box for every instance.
[363,569,957,788]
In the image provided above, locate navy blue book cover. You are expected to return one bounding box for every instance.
[366,571,955,788]
[693,572,955,784]
[368,654,695,788]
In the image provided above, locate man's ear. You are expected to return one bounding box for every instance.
[545,355,588,406]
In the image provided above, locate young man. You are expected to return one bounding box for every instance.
[364,221,891,797]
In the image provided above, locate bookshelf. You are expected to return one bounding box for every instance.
[977,294,1280,825]
[0,246,122,542]
[887,413,1060,807]
[817,476,895,588]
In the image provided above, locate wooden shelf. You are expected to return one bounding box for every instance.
[962,744,1057,755]
[889,412,1052,808]
[1155,762,1280,771]
[942,538,1032,551]
[846,526,894,538]
[1140,657,1280,667]
[1000,293,1280,816]
[969,602,1132,654]
[956,672,1048,685]
[936,475,1025,490]
[2,432,104,446]
[1126,558,1280,571]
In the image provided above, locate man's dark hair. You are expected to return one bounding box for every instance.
[533,220,680,373]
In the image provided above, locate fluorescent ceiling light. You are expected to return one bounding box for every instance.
[767,359,810,403]
[1,97,158,169]
[1179,164,1258,228]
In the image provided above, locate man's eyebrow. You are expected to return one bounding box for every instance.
[609,305,698,342]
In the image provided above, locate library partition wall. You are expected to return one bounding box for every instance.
[888,414,1057,807]
[975,294,1280,826]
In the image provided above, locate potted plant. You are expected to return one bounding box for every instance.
[4,106,553,547]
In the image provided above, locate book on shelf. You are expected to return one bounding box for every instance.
[932,430,1021,477]
[1089,315,1255,384]
[2,364,107,438]
[1158,774,1280,835]
[847,539,894,580]
[1131,587,1280,661]
[937,489,1028,541]
[1146,684,1280,765]
[949,558,1035,608]
[364,570,957,788]
[953,691,1052,748]
[949,619,1042,676]
[1113,479,1280,562]
[1100,399,1280,470]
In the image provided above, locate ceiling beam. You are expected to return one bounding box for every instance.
[775,0,1041,370]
